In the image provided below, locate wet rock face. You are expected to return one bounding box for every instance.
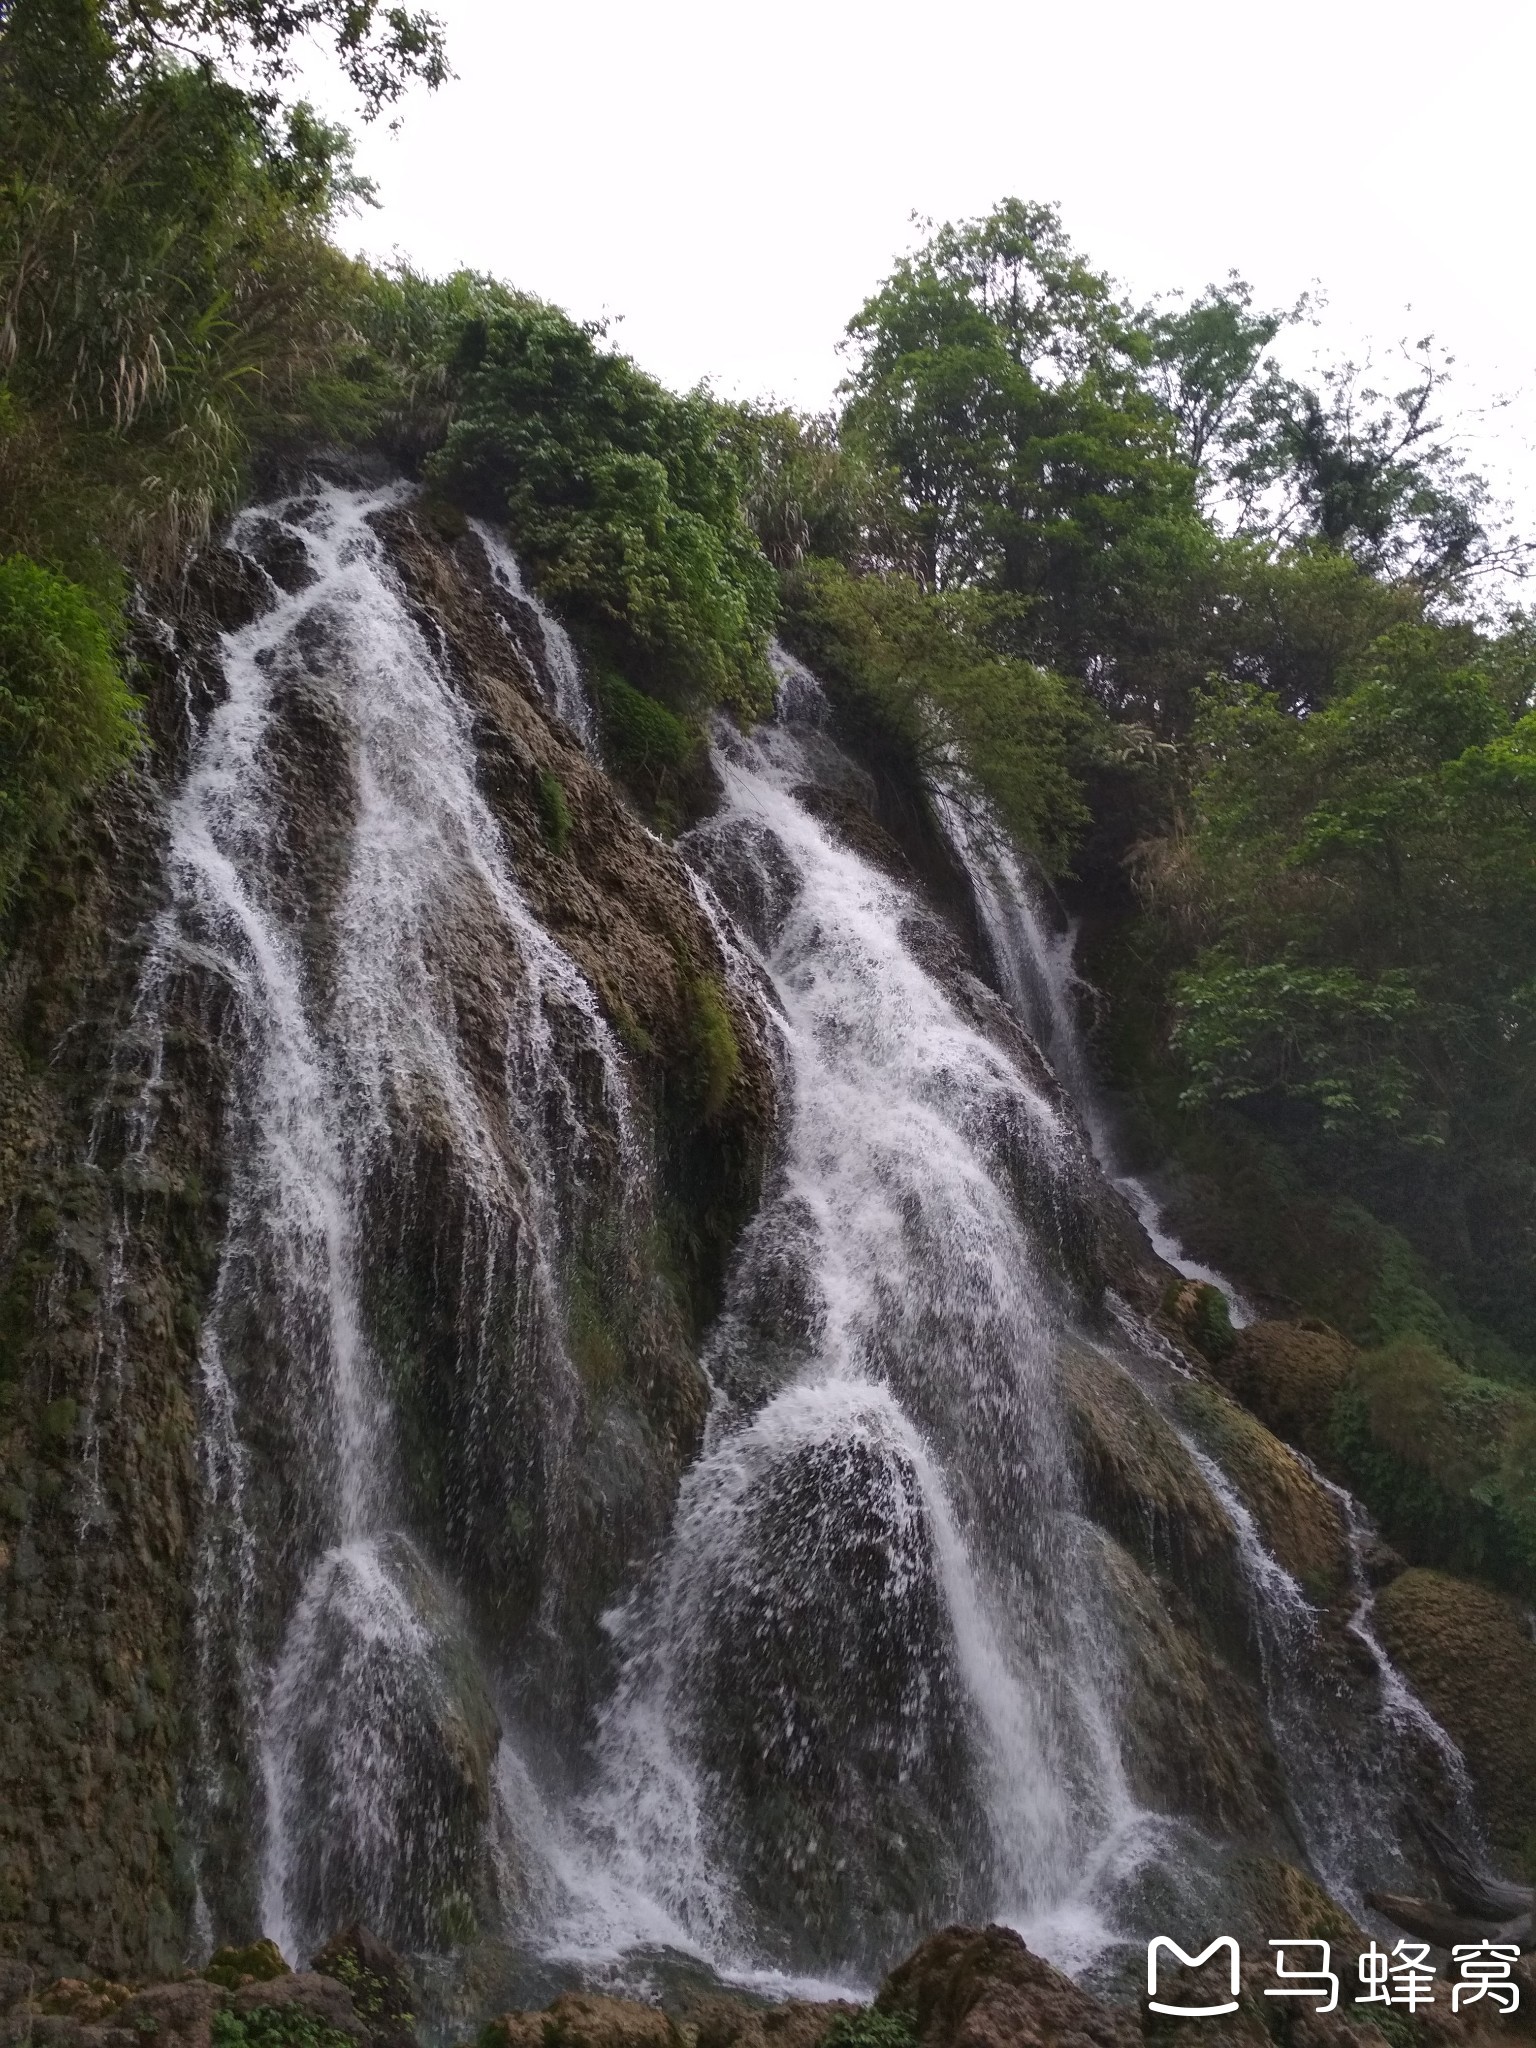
[0,475,779,1973]
[0,582,233,1972]
[688,1424,987,1967]
[374,503,776,1328]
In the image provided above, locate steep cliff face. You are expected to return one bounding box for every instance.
[0,468,776,1974]
[0,467,1523,1998]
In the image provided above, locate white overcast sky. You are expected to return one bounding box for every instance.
[307,0,1535,545]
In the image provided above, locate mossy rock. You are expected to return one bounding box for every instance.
[1173,1378,1349,1606]
[1059,1344,1238,1601]
[875,1925,1139,2048]
[1207,1319,1356,1463]
[685,1998,860,2048]
[1372,1566,1536,1859]
[1163,1279,1236,1364]
[1096,1534,1283,1837]
[483,1991,681,2048]
[37,1980,134,2020]
[204,1940,292,1990]
[1224,1851,1364,1948]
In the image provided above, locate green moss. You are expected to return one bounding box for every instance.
[535,767,572,855]
[203,1938,290,1990]
[0,555,142,918]
[565,1260,624,1393]
[686,972,741,1123]
[433,1887,478,1946]
[608,997,654,1057]
[1175,1377,1346,1603]
[39,1394,78,1444]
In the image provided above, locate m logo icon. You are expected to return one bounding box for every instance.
[1147,1936,1242,2017]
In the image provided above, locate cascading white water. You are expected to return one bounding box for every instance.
[113,496,1494,1997]
[933,777,1255,1322]
[533,658,1149,1985]
[149,482,637,1957]
[932,746,1484,1922]
[473,520,598,751]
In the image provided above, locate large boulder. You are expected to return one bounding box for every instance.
[117,1983,226,2048]
[875,1923,1139,2048]
[1060,1346,1242,1618]
[484,1992,680,2048]
[1372,1566,1536,1859]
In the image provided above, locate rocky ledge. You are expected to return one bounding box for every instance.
[5,1925,1533,2048]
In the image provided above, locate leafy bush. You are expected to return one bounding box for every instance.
[783,558,1095,871]
[429,297,777,717]
[822,2012,919,2048]
[1329,1337,1536,1595]
[0,557,141,912]
[211,2007,355,2048]
[593,671,711,826]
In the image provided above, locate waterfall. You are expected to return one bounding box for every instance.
[142,482,638,1957]
[931,776,1255,1323]
[537,659,1153,1985]
[472,520,598,752]
[930,738,1484,1927]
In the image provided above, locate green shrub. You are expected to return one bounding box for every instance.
[535,766,572,854]
[595,671,708,826]
[1328,1337,1536,1595]
[822,2013,919,2048]
[211,2006,355,2048]
[0,557,141,913]
[429,295,777,717]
